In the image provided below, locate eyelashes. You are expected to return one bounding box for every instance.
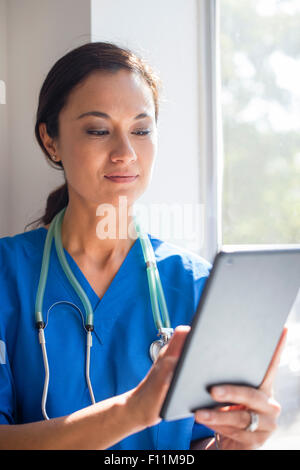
[133,130,151,136]
[86,130,151,137]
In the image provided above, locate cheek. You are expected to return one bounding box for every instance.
[137,138,157,167]
[61,134,104,172]
[62,144,103,194]
[146,143,157,176]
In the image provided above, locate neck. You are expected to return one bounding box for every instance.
[61,200,138,268]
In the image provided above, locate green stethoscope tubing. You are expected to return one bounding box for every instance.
[35,207,171,331]
[35,207,94,330]
[35,207,173,419]
[133,217,171,331]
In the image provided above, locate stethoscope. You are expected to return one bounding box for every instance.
[35,207,173,420]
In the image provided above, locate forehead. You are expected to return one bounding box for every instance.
[62,69,155,119]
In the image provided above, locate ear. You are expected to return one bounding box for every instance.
[39,123,59,157]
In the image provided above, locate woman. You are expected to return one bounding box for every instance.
[0,42,285,450]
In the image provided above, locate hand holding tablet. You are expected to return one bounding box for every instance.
[159,246,300,449]
[193,326,288,450]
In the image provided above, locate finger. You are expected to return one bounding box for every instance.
[210,384,281,416]
[195,407,277,432]
[260,326,288,395]
[145,326,191,386]
[131,326,190,427]
[206,427,271,450]
[157,325,191,360]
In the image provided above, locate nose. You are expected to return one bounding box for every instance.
[110,132,137,164]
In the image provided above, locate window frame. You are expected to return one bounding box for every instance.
[197,0,223,263]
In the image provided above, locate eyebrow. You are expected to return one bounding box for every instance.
[76,111,151,120]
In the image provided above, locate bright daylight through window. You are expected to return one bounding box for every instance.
[220,0,300,449]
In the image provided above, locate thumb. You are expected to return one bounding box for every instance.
[158,325,191,361]
[151,325,191,385]
[131,325,191,428]
[260,326,288,395]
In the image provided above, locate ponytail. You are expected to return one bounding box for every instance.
[24,182,68,231]
[42,182,69,226]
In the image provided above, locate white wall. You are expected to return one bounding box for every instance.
[5,0,91,236]
[0,0,9,236]
[91,0,203,252]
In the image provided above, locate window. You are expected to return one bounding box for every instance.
[220,0,300,245]
[219,0,300,449]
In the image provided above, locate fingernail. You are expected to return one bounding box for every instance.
[196,410,211,421]
[213,386,226,398]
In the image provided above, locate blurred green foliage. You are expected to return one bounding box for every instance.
[220,0,300,244]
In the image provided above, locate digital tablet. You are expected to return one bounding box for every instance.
[160,245,300,421]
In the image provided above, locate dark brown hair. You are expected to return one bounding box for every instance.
[26,41,162,230]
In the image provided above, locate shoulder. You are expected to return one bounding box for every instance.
[0,228,46,334]
[0,227,46,267]
[148,234,212,282]
[0,227,46,250]
[147,234,212,320]
[0,227,46,311]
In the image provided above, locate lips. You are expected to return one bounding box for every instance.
[104,175,138,183]
[105,173,138,177]
[105,175,137,178]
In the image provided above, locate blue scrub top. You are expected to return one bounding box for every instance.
[0,227,214,450]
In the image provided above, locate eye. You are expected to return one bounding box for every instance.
[132,129,151,136]
[86,130,109,136]
[86,129,152,137]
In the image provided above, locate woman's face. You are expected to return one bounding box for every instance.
[42,69,157,210]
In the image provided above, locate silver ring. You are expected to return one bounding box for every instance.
[245,411,259,432]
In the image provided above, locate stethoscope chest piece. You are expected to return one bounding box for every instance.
[149,328,174,362]
[149,339,165,363]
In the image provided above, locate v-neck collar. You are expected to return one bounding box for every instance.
[62,238,140,312]
[39,227,142,313]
